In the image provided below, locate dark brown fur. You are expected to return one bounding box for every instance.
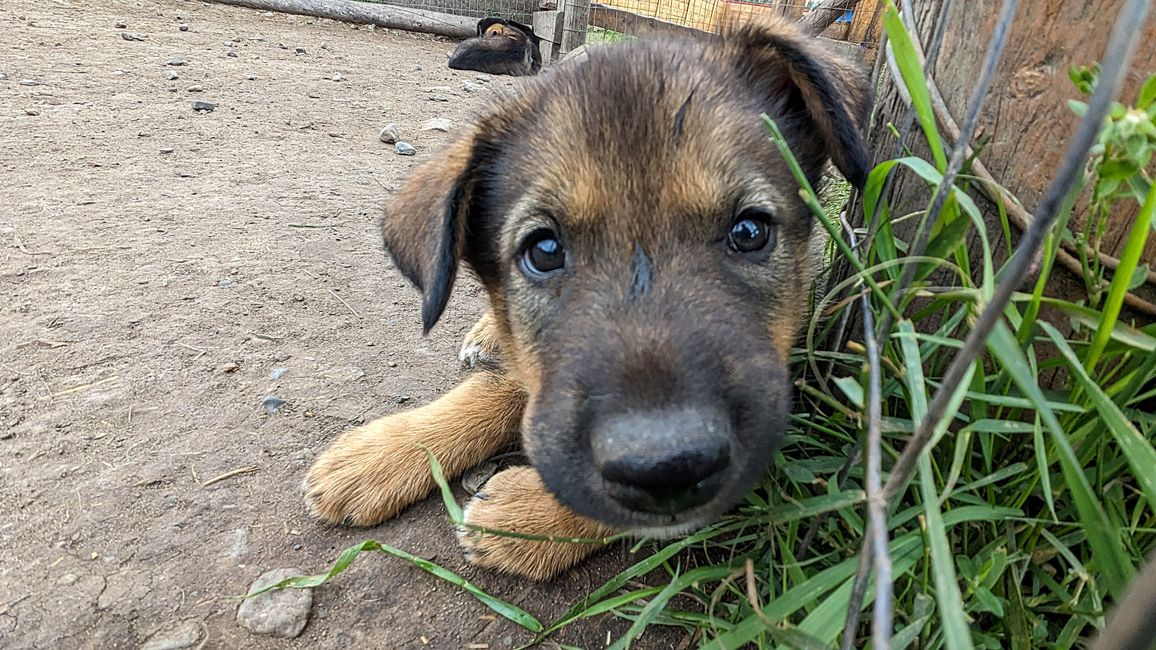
[305,18,869,580]
[448,18,542,77]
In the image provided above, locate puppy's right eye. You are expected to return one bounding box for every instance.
[519,230,566,279]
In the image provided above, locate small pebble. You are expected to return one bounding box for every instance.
[260,396,287,414]
[270,368,287,380]
[167,71,179,80]
[331,72,343,82]
[387,361,397,368]
[226,50,237,58]
[294,47,306,54]
[420,118,453,132]
[179,23,190,31]
[166,57,187,66]
[160,147,174,154]
[292,294,304,302]
[221,362,239,373]
[19,79,40,86]
[191,100,216,112]
[247,75,257,81]
[236,568,312,638]
[428,95,449,103]
[114,21,128,28]
[378,123,400,144]
[187,85,203,93]
[217,278,235,288]
[475,74,492,83]
[24,108,39,116]
[396,396,411,404]
[461,81,482,93]
[122,32,145,42]
[394,141,416,156]
[425,85,452,93]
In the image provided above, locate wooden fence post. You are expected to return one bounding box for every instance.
[560,0,590,55]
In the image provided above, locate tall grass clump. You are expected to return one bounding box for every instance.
[254,2,1156,647]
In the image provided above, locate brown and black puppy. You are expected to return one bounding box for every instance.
[305,18,869,580]
[448,18,542,76]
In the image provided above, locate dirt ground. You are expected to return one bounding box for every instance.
[0,1,673,647]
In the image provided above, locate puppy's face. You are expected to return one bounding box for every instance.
[384,20,868,532]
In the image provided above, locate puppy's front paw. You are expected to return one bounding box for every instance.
[459,312,502,369]
[457,466,616,580]
[303,415,434,527]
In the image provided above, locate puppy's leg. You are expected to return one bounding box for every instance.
[458,310,502,369]
[305,371,525,526]
[459,466,618,580]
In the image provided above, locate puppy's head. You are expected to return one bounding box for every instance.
[383,19,869,532]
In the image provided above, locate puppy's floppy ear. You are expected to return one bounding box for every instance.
[726,18,871,187]
[381,131,480,334]
[477,17,501,37]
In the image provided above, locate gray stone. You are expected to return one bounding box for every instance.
[269,367,287,380]
[394,141,416,156]
[191,100,216,112]
[475,74,492,83]
[166,57,187,66]
[114,21,128,28]
[179,24,190,32]
[19,79,40,86]
[236,568,312,638]
[378,123,401,144]
[260,395,286,414]
[142,619,203,650]
[122,32,145,42]
[461,81,482,93]
[167,71,179,80]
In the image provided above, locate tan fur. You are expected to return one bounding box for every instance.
[458,309,503,369]
[305,370,525,526]
[458,466,617,580]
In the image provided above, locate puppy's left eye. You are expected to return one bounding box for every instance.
[727,210,776,254]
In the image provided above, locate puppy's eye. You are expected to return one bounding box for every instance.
[520,230,566,278]
[727,211,776,254]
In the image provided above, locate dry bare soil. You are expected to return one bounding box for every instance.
[0,1,665,647]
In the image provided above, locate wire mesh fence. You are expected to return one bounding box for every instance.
[361,0,540,25]
[588,0,883,51]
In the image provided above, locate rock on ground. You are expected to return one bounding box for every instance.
[235,568,313,638]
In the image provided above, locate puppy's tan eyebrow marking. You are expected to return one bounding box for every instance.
[673,90,695,140]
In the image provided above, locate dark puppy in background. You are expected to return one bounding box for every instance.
[305,17,869,580]
[448,17,542,76]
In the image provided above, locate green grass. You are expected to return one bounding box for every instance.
[257,3,1156,647]
[585,26,631,45]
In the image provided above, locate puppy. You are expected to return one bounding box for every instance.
[448,18,542,76]
[306,17,869,580]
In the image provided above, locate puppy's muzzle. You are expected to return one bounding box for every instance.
[590,406,731,515]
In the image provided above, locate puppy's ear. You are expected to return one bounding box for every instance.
[381,132,479,334]
[726,18,871,187]
[478,17,504,37]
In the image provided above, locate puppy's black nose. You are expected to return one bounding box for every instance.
[591,407,730,514]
